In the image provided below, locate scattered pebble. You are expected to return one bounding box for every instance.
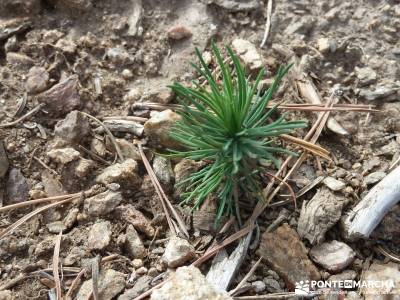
[162,236,196,268]
[54,111,91,144]
[167,25,192,40]
[231,39,263,71]
[88,221,112,250]
[25,66,49,94]
[96,159,141,188]
[309,240,356,273]
[6,168,29,204]
[84,190,122,217]
[363,171,386,185]
[125,225,146,259]
[47,147,80,165]
[323,176,346,191]
[144,109,181,148]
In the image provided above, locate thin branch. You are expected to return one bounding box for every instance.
[229,257,263,296]
[80,111,124,162]
[0,103,45,128]
[53,232,63,300]
[260,0,273,48]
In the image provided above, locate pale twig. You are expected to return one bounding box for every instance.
[229,257,263,296]
[138,144,189,238]
[260,0,273,48]
[53,232,63,300]
[80,111,124,162]
[0,196,80,239]
[0,103,45,128]
[78,145,111,165]
[65,269,86,300]
[374,245,400,263]
[102,116,148,123]
[0,193,81,213]
[33,156,59,176]
[91,256,100,300]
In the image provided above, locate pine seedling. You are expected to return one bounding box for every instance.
[168,43,307,223]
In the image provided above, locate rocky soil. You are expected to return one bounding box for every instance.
[0,0,399,299]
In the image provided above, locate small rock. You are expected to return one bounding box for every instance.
[54,111,90,144]
[112,139,141,161]
[371,205,400,243]
[26,66,49,94]
[91,138,107,157]
[74,158,95,178]
[323,177,346,191]
[355,66,377,86]
[0,290,13,300]
[84,190,122,216]
[309,240,356,273]
[136,266,148,275]
[328,270,357,282]
[132,258,143,268]
[297,188,348,244]
[316,37,337,54]
[88,221,112,250]
[76,269,125,300]
[231,39,263,71]
[174,159,204,197]
[6,52,34,69]
[106,47,131,65]
[6,168,29,204]
[263,278,282,293]
[168,25,192,40]
[285,16,315,35]
[144,109,181,148]
[46,221,66,233]
[361,262,400,298]
[124,88,143,103]
[63,207,79,228]
[118,275,153,300]
[47,147,80,165]
[252,280,266,293]
[204,0,260,11]
[64,246,87,266]
[96,159,140,188]
[359,85,398,101]
[37,76,81,117]
[256,223,320,291]
[162,236,196,268]
[363,171,386,185]
[153,156,174,187]
[154,88,174,104]
[151,266,232,300]
[5,35,18,52]
[116,205,155,237]
[55,38,77,55]
[0,141,9,179]
[125,225,145,259]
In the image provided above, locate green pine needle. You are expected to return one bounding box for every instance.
[168,43,307,223]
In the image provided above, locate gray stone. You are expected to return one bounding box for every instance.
[84,190,122,216]
[153,156,174,186]
[125,225,145,259]
[37,76,81,117]
[252,280,266,293]
[6,52,34,69]
[144,109,181,148]
[361,262,400,298]
[0,141,9,179]
[201,0,260,11]
[309,240,356,273]
[26,66,49,94]
[47,147,80,165]
[355,66,377,86]
[231,39,263,71]
[364,171,386,185]
[76,269,125,300]
[54,111,90,144]
[46,221,66,234]
[328,270,357,282]
[359,85,398,101]
[162,236,195,268]
[118,275,153,300]
[96,159,140,188]
[151,266,232,300]
[6,168,29,204]
[263,278,282,293]
[88,221,112,250]
[323,177,346,191]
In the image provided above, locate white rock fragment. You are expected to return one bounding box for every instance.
[364,171,386,185]
[84,190,123,216]
[88,221,112,250]
[232,39,263,71]
[47,147,80,164]
[162,236,195,268]
[361,262,400,298]
[323,177,346,191]
[96,159,140,187]
[309,240,356,273]
[151,266,232,300]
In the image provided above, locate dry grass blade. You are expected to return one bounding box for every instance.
[229,257,263,296]
[132,102,375,113]
[53,232,63,300]
[102,116,148,123]
[91,256,100,300]
[260,0,273,48]
[0,103,45,128]
[263,172,297,209]
[0,193,80,213]
[280,134,331,161]
[0,196,79,239]
[65,269,86,300]
[138,144,189,238]
[80,111,124,162]
[374,245,400,263]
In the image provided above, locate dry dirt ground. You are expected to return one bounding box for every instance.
[0,0,399,299]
